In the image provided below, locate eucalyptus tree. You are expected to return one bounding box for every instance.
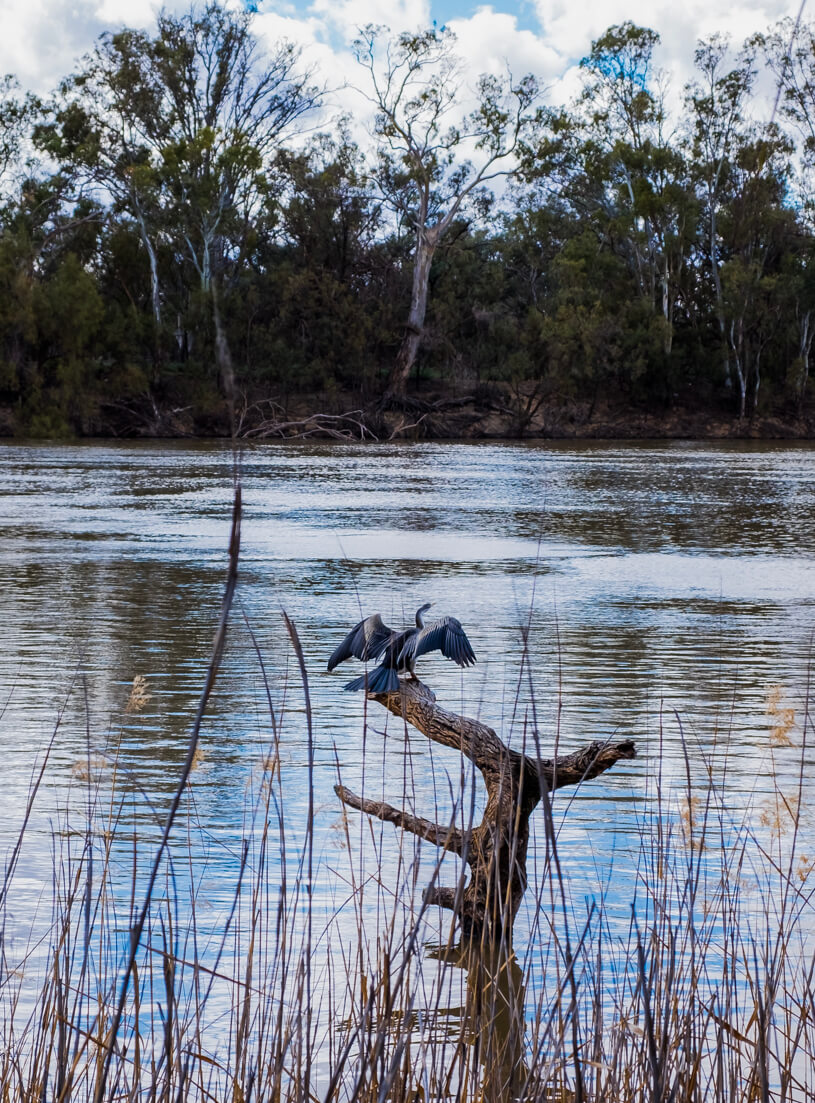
[150,5,320,297]
[354,24,542,397]
[718,132,794,419]
[782,245,815,410]
[683,31,797,418]
[757,19,815,206]
[576,22,694,355]
[253,127,386,389]
[276,126,382,283]
[0,78,42,388]
[0,75,38,202]
[684,35,756,389]
[39,39,167,327]
[40,3,320,331]
[755,18,815,406]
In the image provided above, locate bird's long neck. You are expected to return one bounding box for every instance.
[415,604,431,628]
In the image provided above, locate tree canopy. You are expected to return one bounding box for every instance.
[3,7,815,436]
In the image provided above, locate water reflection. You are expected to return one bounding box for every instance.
[426,940,530,1102]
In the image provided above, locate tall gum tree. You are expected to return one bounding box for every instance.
[684,35,756,393]
[719,134,794,419]
[756,18,815,406]
[150,5,320,297]
[39,3,320,335]
[0,76,39,202]
[685,30,792,419]
[576,23,693,357]
[354,25,542,399]
[39,33,177,329]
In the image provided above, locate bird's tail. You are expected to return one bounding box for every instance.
[343,665,400,694]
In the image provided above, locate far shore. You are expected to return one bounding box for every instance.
[4,386,814,443]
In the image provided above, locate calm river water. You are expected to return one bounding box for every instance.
[1,438,815,1031]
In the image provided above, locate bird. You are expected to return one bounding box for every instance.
[327,602,477,693]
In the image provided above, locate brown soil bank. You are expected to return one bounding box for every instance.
[4,385,815,441]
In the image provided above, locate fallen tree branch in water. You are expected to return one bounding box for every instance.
[336,678,636,942]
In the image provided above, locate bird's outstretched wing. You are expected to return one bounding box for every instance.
[327,614,393,670]
[402,617,476,667]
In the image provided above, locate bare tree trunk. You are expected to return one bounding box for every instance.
[135,205,161,327]
[662,255,673,358]
[428,939,529,1101]
[797,308,812,414]
[384,226,440,400]
[752,345,762,418]
[202,240,211,294]
[709,202,731,387]
[336,679,635,944]
[729,318,747,421]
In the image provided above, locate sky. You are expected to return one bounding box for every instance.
[0,0,808,120]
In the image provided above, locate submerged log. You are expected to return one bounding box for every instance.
[335,679,635,943]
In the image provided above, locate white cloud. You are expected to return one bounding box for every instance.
[0,0,193,94]
[535,0,800,63]
[93,0,163,27]
[535,0,804,120]
[1,0,99,93]
[0,0,807,119]
[448,7,562,82]
[308,0,431,44]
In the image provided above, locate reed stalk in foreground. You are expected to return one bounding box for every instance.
[2,485,814,1100]
[2,633,814,1103]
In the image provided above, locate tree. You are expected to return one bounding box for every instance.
[755,19,815,412]
[0,75,39,202]
[39,41,166,328]
[718,134,794,418]
[227,127,387,393]
[684,35,756,391]
[0,174,105,415]
[40,3,320,332]
[276,127,381,285]
[354,25,541,398]
[758,18,815,210]
[576,23,695,357]
[782,245,815,411]
[152,5,320,297]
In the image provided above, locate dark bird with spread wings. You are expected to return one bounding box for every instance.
[327,602,476,693]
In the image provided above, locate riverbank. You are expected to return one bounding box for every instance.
[3,383,814,440]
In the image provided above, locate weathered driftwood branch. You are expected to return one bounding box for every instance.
[334,784,464,853]
[335,678,635,942]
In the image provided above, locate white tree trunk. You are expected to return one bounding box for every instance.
[385,224,440,396]
[135,207,161,326]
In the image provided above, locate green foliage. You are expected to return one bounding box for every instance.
[5,8,815,433]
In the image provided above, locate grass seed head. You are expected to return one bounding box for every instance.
[125,674,151,714]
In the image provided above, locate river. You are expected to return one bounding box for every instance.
[1,438,814,1085]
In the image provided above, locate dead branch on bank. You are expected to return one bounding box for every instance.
[238,402,379,441]
[236,391,511,442]
[336,678,635,943]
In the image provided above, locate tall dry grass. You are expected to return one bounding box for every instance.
[2,623,814,1103]
[3,486,814,1101]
